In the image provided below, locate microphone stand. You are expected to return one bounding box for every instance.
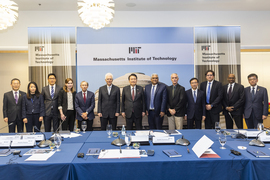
[0,123,13,134]
[249,130,265,147]
[49,120,66,141]
[34,126,52,148]
[228,112,247,139]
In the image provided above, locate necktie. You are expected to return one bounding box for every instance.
[193,91,197,103]
[83,92,86,103]
[228,84,232,99]
[132,88,135,101]
[51,86,54,99]
[252,87,255,101]
[108,86,111,95]
[172,85,176,98]
[15,92,18,104]
[206,82,211,104]
[150,85,155,109]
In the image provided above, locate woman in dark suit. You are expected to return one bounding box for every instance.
[58,78,76,131]
[22,82,45,132]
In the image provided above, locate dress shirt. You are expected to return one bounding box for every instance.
[250,85,258,95]
[192,89,198,99]
[227,83,235,93]
[12,90,20,98]
[67,92,73,110]
[49,84,56,96]
[107,85,112,95]
[130,85,136,97]
[206,80,214,98]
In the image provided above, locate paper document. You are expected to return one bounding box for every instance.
[135,131,151,136]
[51,132,82,139]
[98,149,146,159]
[192,135,214,158]
[25,151,55,161]
[163,130,182,135]
[151,132,169,137]
[200,148,220,158]
[24,149,54,156]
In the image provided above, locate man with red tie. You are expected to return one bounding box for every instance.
[75,81,95,131]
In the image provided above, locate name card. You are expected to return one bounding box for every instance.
[152,136,175,144]
[131,135,149,142]
[259,132,270,142]
[11,139,36,148]
[246,131,261,137]
[0,135,20,141]
[0,140,11,147]
[22,135,44,141]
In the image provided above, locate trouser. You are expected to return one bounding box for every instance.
[245,111,262,129]
[126,113,142,130]
[25,113,41,132]
[205,110,220,129]
[78,120,93,131]
[44,115,59,132]
[8,116,23,133]
[224,113,243,129]
[168,115,183,130]
[187,116,202,129]
[101,117,117,130]
[62,110,75,131]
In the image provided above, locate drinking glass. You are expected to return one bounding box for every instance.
[125,133,131,149]
[257,123,264,131]
[106,124,112,138]
[215,122,221,134]
[219,134,227,149]
[54,133,62,151]
[81,121,87,133]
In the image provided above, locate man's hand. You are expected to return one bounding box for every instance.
[160,112,165,117]
[81,112,88,119]
[39,117,43,122]
[262,115,267,120]
[115,113,119,117]
[23,118,27,123]
[4,117,8,123]
[142,112,145,117]
[169,109,176,115]
[206,104,212,111]
[122,112,126,118]
[226,106,234,112]
[61,114,66,121]
[184,115,187,121]
[98,113,102,117]
[202,116,206,121]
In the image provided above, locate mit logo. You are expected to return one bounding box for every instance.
[35,46,44,52]
[201,45,211,51]
[129,47,141,54]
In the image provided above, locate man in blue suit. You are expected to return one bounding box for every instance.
[244,73,268,129]
[145,74,167,129]
[75,81,95,131]
[186,78,206,129]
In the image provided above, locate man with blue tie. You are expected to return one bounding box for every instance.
[41,73,62,132]
[185,78,205,129]
[145,73,167,129]
[75,81,95,131]
[200,70,223,129]
[244,73,268,129]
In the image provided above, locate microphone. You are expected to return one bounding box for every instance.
[34,126,52,148]
[228,112,247,139]
[48,120,67,141]
[0,122,13,132]
[249,129,265,147]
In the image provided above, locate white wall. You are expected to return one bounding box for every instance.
[0,11,270,49]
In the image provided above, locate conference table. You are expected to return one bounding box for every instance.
[0,130,269,180]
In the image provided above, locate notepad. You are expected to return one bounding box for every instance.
[247,149,270,158]
[163,149,182,158]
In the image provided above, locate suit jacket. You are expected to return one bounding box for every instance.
[166,84,186,117]
[244,86,268,119]
[75,91,95,121]
[58,89,77,116]
[222,83,245,116]
[145,82,167,116]
[121,85,145,119]
[186,89,206,120]
[41,85,62,117]
[200,80,223,114]
[98,84,120,118]
[3,91,26,121]
[22,94,45,119]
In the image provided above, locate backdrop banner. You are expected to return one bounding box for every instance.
[28,27,76,90]
[194,26,241,85]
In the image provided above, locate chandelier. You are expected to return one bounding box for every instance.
[78,0,115,30]
[0,0,18,30]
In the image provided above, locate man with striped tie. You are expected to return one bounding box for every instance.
[41,73,62,132]
[200,70,223,129]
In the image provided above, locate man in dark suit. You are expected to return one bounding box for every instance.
[244,73,268,129]
[222,74,245,129]
[3,78,26,133]
[41,73,62,132]
[185,78,206,129]
[121,73,145,130]
[98,73,120,130]
[145,74,167,129]
[75,81,95,131]
[167,73,186,130]
[200,70,223,129]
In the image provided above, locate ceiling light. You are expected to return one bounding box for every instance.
[0,0,18,30]
[78,0,115,30]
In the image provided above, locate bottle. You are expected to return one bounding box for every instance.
[121,125,126,136]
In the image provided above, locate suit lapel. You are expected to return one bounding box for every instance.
[9,91,16,105]
[210,81,216,100]
[134,86,140,101]
[47,86,52,100]
[230,84,237,99]
[172,84,179,99]
[154,84,160,98]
